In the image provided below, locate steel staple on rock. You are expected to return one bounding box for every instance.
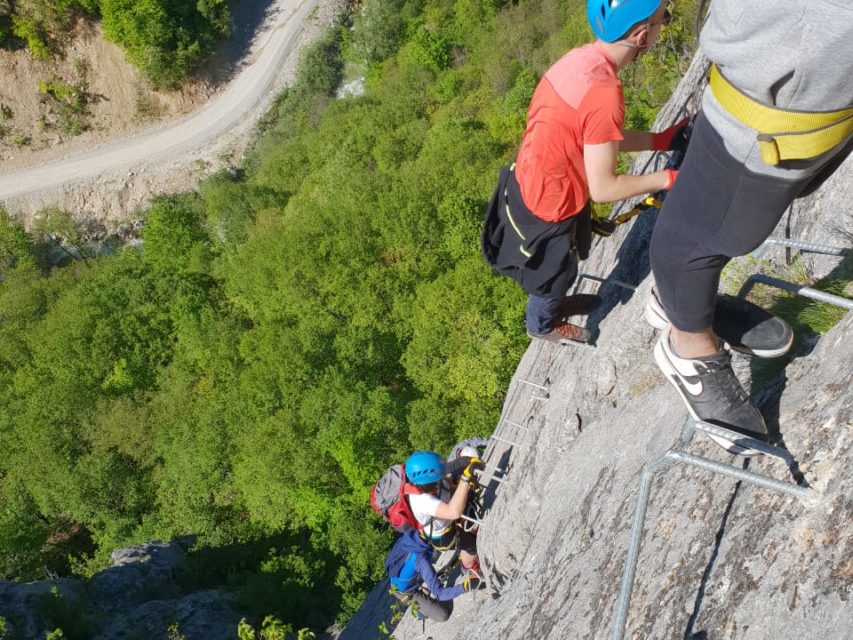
[609,419,819,640]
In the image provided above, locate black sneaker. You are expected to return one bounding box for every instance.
[645,287,793,358]
[653,327,768,456]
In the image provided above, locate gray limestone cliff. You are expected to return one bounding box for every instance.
[348,54,853,640]
[0,540,240,639]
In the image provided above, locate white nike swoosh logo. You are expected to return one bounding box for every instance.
[676,374,703,396]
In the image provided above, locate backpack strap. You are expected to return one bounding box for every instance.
[401,482,425,531]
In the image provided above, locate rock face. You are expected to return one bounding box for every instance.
[378,55,853,639]
[0,540,240,640]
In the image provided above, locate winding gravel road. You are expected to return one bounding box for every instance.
[0,0,320,203]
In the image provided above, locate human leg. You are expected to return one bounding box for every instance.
[525,290,601,333]
[525,295,562,335]
[645,286,794,358]
[649,112,811,451]
[651,112,810,355]
[457,529,478,571]
[408,590,453,622]
[525,297,592,344]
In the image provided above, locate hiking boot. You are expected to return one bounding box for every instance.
[645,287,794,358]
[527,320,591,345]
[557,293,602,319]
[653,327,769,456]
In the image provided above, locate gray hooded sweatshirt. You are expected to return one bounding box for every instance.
[699,0,853,178]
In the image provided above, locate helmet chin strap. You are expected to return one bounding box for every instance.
[614,35,649,61]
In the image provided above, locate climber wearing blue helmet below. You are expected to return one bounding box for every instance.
[404,450,482,573]
[383,446,487,622]
[482,0,688,346]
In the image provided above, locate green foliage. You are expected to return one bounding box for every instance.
[0,477,50,580]
[167,623,186,640]
[31,207,84,256]
[408,26,450,73]
[100,0,231,87]
[38,81,84,109]
[2,1,228,86]
[5,0,98,57]
[39,586,92,640]
[483,65,538,144]
[11,15,50,58]
[37,80,91,136]
[351,0,405,65]
[0,209,36,275]
[238,616,311,640]
[297,31,344,96]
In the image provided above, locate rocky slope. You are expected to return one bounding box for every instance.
[0,539,241,639]
[360,55,853,640]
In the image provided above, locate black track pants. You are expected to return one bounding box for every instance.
[393,589,454,622]
[650,111,814,332]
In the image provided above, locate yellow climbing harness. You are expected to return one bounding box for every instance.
[709,64,853,166]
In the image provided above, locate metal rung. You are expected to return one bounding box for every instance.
[609,446,818,640]
[667,450,815,501]
[460,514,485,528]
[681,418,794,462]
[573,272,638,294]
[563,340,598,351]
[490,434,520,447]
[752,237,851,260]
[738,274,853,310]
[518,379,549,393]
[567,273,638,351]
[474,468,506,485]
[501,419,529,431]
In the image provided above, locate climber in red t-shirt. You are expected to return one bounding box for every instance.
[482,0,686,345]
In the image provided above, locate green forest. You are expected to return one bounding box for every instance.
[0,0,697,633]
[0,0,230,86]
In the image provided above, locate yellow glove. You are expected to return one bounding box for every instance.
[461,458,484,482]
[462,573,485,592]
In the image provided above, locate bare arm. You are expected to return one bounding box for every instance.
[433,480,470,520]
[584,141,671,203]
[619,130,653,152]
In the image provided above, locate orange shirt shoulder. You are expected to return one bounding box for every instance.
[515,43,624,222]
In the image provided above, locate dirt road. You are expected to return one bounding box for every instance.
[0,0,330,221]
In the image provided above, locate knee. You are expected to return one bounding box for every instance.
[431,605,452,623]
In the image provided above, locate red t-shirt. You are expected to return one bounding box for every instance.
[515,43,624,222]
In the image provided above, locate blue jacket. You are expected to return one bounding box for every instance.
[385,531,466,601]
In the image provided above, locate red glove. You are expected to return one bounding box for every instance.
[663,169,678,190]
[652,118,689,151]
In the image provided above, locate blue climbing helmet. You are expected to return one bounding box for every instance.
[404,451,445,486]
[587,0,662,43]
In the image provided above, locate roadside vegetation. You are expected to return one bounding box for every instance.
[0,0,701,634]
[0,0,229,87]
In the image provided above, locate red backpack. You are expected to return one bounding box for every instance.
[370,464,424,533]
